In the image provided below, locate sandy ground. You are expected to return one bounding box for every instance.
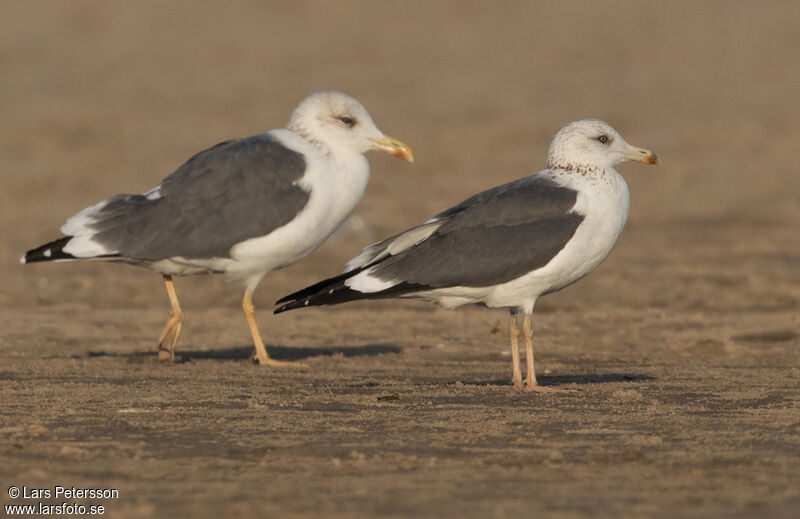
[1,1,799,518]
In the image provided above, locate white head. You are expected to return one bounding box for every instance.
[546,119,658,171]
[287,91,413,161]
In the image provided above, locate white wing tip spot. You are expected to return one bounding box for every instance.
[43,249,52,258]
[19,255,26,264]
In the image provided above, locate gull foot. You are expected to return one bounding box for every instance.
[157,322,181,362]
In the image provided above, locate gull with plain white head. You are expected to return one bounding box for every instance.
[23,91,413,365]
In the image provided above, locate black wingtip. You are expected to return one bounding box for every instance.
[274,279,425,314]
[275,267,366,305]
[273,299,309,314]
[274,279,369,314]
[22,237,76,264]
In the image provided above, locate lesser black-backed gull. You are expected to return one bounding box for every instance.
[275,119,657,391]
[22,91,413,365]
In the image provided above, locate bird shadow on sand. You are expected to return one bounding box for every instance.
[180,343,402,361]
[85,343,402,362]
[462,373,654,388]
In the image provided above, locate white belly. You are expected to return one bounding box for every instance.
[224,137,370,290]
[413,169,630,312]
[486,170,629,311]
[149,133,371,290]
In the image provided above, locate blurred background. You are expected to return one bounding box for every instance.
[2,2,799,517]
[1,0,797,325]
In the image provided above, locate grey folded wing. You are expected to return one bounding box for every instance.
[82,133,311,260]
[356,174,585,289]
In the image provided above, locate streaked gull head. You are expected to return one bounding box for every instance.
[546,119,658,171]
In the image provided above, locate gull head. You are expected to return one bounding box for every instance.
[288,91,413,162]
[546,119,658,171]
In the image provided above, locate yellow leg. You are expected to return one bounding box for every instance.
[523,312,537,389]
[242,290,294,367]
[157,275,184,361]
[509,313,523,389]
[523,312,570,393]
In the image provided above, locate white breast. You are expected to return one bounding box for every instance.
[411,168,630,312]
[485,168,630,311]
[225,130,371,289]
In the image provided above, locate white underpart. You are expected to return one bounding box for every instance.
[484,168,628,312]
[223,130,371,291]
[137,129,372,289]
[339,118,645,312]
[44,91,398,295]
[344,167,629,313]
[59,129,370,284]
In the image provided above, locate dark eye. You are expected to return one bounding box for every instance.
[338,115,356,128]
[597,135,609,144]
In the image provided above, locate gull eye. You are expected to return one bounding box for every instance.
[597,134,609,144]
[338,115,357,128]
